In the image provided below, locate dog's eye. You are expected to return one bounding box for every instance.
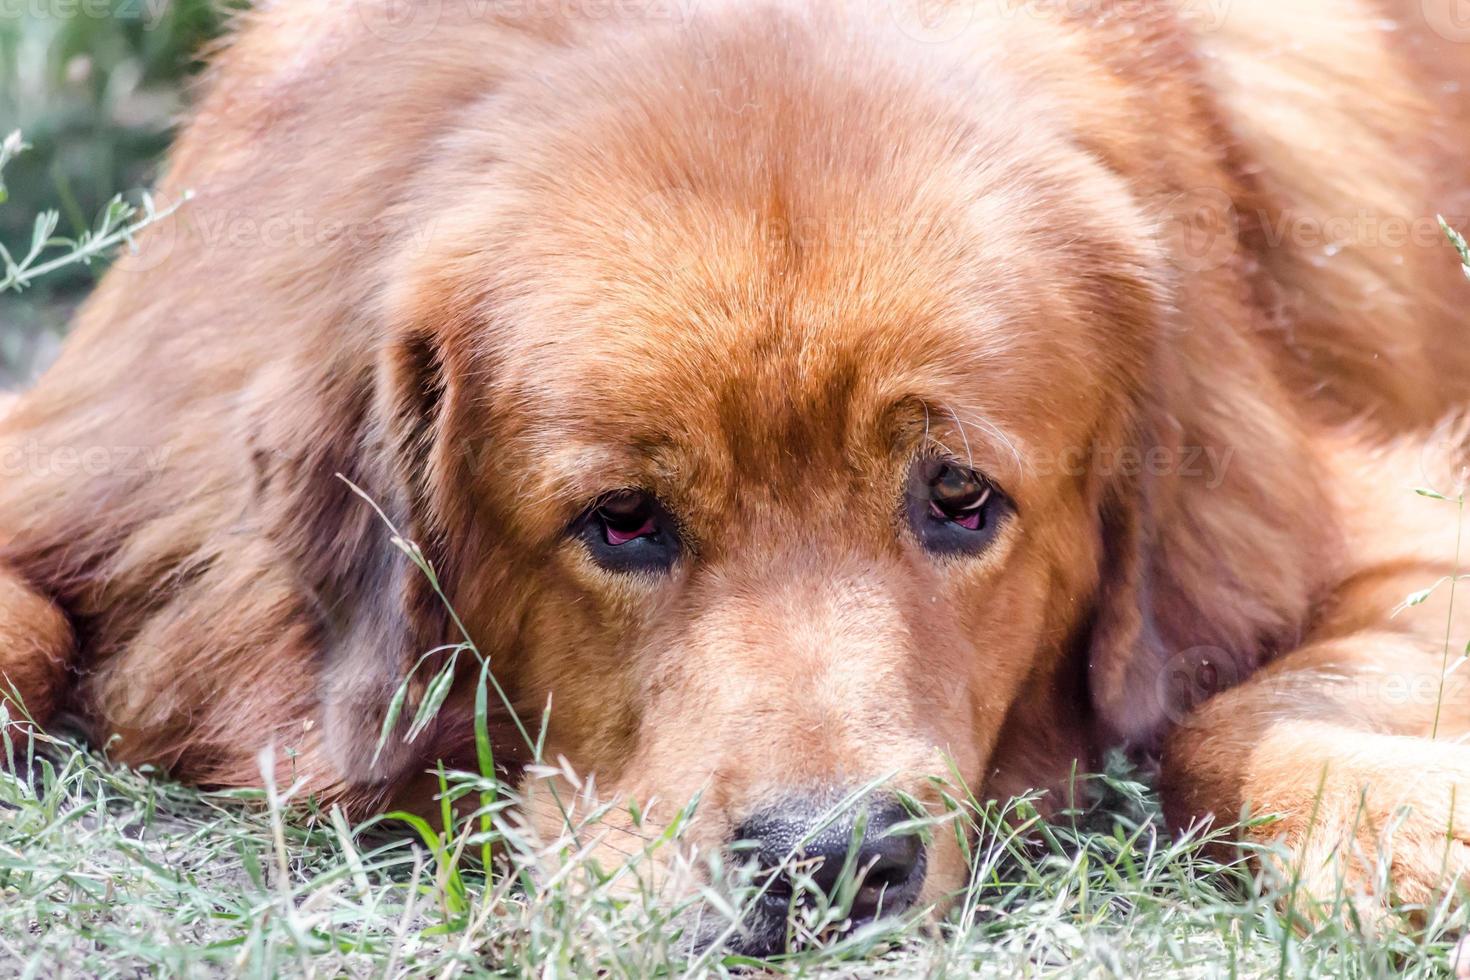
[576,490,680,573]
[908,459,1009,556]
[598,491,658,545]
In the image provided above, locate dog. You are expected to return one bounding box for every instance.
[3,0,1470,955]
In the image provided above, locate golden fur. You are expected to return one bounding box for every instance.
[3,0,1470,921]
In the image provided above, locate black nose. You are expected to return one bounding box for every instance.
[732,794,926,933]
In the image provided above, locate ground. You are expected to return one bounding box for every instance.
[3,720,1467,977]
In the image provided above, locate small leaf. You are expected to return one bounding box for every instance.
[1416,487,1449,500]
[473,659,497,870]
[0,130,25,160]
[405,655,457,743]
[0,130,28,203]
[29,211,59,257]
[386,810,447,856]
[473,659,494,780]
[1442,216,1470,271]
[1406,586,1436,606]
[97,196,134,236]
[371,677,412,766]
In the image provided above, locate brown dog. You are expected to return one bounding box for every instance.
[3,0,1470,953]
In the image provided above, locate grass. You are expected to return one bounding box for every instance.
[4,723,1468,977]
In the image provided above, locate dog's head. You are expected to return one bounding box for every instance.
[317,4,1326,954]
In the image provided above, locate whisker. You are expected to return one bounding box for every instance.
[941,404,1026,476]
[945,403,974,468]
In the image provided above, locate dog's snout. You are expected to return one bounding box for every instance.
[733,795,925,927]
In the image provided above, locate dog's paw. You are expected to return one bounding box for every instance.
[1245,730,1470,926]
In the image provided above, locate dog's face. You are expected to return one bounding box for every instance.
[387,13,1163,948]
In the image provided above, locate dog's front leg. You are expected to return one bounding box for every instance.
[1156,428,1470,923]
[1159,601,1470,922]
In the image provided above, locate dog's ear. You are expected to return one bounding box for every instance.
[1085,440,1168,750]
[1086,367,1333,753]
[314,325,468,792]
[247,277,489,800]
[281,208,532,803]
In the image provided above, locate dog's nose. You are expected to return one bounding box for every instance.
[732,794,926,926]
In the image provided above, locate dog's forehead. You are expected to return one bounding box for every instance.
[468,12,1161,488]
[486,206,1115,500]
[484,174,1145,481]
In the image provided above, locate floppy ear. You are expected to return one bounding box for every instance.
[1086,349,1334,752]
[1085,437,1168,749]
[272,208,533,802]
[241,269,487,798]
[312,325,469,792]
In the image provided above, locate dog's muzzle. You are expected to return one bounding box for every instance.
[724,793,926,957]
